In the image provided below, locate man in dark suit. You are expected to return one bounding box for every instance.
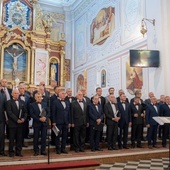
[130,97,144,148]
[52,89,71,154]
[0,91,6,156]
[1,79,12,139]
[50,86,59,145]
[88,95,104,151]
[146,97,160,148]
[145,92,155,105]
[105,95,120,150]
[117,93,131,149]
[6,89,27,157]
[116,89,129,103]
[30,92,50,156]
[65,88,76,146]
[71,91,89,152]
[80,87,91,143]
[160,96,170,147]
[18,84,31,147]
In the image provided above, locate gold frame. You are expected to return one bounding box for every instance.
[0,40,31,84]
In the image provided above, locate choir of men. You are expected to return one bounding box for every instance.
[1,80,170,158]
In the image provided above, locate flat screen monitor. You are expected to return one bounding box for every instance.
[130,50,160,67]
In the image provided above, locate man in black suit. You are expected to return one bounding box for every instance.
[88,95,104,151]
[71,91,89,152]
[117,93,131,149]
[130,97,144,148]
[1,79,12,139]
[0,91,6,156]
[95,87,105,142]
[65,88,76,146]
[160,96,170,147]
[6,89,27,157]
[52,89,71,154]
[146,97,160,148]
[18,84,31,147]
[145,92,155,105]
[105,95,120,150]
[30,92,50,156]
[80,87,91,143]
[116,89,129,103]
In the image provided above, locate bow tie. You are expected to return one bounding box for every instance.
[60,100,65,102]
[14,99,18,101]
[135,104,139,106]
[37,102,41,104]
[122,102,125,104]
[111,102,115,104]
[79,101,83,103]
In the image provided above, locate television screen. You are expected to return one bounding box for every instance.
[130,50,160,67]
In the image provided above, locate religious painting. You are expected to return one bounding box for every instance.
[3,43,27,82]
[90,6,115,45]
[101,69,106,88]
[65,59,70,81]
[35,49,49,85]
[126,58,143,95]
[76,74,84,92]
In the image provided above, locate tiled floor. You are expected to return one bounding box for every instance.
[97,158,170,170]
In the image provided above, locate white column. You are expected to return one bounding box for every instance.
[0,0,3,25]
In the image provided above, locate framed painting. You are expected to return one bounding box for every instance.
[1,42,30,83]
[34,49,49,85]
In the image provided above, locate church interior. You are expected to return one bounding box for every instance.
[0,0,170,169]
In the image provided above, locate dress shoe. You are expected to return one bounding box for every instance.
[16,153,23,157]
[61,150,68,154]
[148,145,153,149]
[56,150,61,154]
[153,145,159,148]
[75,149,79,153]
[137,145,143,148]
[9,153,14,157]
[95,148,103,151]
[123,146,129,149]
[112,147,118,150]
[119,146,123,150]
[108,147,113,150]
[41,151,47,155]
[0,153,7,156]
[80,148,85,152]
[91,149,95,152]
[162,145,166,148]
[26,136,31,139]
[34,152,39,156]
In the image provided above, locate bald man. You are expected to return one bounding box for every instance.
[6,89,27,157]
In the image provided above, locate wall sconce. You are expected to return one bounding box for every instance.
[140,18,155,37]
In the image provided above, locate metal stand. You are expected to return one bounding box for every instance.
[47,129,50,164]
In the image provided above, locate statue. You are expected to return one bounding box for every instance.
[51,64,57,80]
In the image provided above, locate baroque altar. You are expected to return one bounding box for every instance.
[0,0,66,89]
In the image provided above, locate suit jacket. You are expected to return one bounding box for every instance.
[146,103,159,125]
[104,102,120,125]
[130,102,144,125]
[160,103,170,117]
[0,92,6,123]
[117,101,131,126]
[88,103,104,126]
[30,101,50,127]
[145,98,151,106]
[117,97,129,103]
[19,93,31,117]
[50,94,58,110]
[65,96,76,104]
[1,88,12,101]
[51,98,70,125]
[6,99,27,128]
[71,100,88,126]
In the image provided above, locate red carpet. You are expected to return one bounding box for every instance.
[0,160,99,170]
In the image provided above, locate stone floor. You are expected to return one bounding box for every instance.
[97,157,170,170]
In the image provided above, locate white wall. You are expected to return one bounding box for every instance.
[70,0,169,100]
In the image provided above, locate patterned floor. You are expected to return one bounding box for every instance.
[97,158,170,170]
